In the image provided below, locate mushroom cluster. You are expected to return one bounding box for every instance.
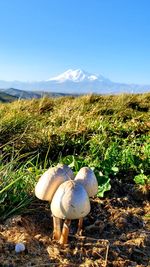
[35,165,98,245]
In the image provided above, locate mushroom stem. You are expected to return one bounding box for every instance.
[77,217,83,235]
[53,216,61,240]
[59,219,71,245]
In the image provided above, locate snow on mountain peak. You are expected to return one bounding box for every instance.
[47,69,100,83]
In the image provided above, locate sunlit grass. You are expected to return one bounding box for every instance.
[0,93,149,220]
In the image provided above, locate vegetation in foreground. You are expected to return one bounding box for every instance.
[0,93,150,220]
[0,93,150,267]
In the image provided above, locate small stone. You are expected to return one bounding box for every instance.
[15,243,25,253]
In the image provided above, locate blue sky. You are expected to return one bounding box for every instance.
[0,0,150,83]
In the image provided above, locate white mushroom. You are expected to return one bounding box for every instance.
[75,167,98,197]
[35,165,74,240]
[57,163,75,180]
[74,167,98,233]
[35,166,72,201]
[51,180,90,244]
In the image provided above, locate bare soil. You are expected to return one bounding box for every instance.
[0,180,150,267]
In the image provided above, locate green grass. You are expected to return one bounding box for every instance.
[0,93,150,220]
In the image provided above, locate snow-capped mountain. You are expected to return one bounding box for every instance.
[47,69,103,82]
[0,69,149,94]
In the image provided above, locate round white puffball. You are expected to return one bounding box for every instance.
[15,243,25,253]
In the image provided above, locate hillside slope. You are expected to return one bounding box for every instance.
[0,93,149,168]
[0,91,18,102]
[0,88,79,102]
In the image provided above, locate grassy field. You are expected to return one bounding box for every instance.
[0,93,150,220]
[0,93,150,266]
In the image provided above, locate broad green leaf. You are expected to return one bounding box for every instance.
[134,173,149,185]
[111,166,119,173]
[97,177,111,198]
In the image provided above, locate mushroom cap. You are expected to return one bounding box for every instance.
[57,163,74,180]
[51,180,91,220]
[35,166,71,201]
[75,167,98,197]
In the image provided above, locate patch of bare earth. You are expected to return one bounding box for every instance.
[0,181,150,267]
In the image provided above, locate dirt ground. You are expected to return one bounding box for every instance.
[0,179,150,267]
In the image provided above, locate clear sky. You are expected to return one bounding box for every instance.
[0,0,150,83]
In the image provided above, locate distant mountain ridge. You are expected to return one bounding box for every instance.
[0,69,150,94]
[0,88,78,102]
[0,88,40,99]
[0,90,17,102]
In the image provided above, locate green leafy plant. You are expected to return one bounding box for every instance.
[95,172,111,197]
[134,172,150,195]
[134,173,150,186]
